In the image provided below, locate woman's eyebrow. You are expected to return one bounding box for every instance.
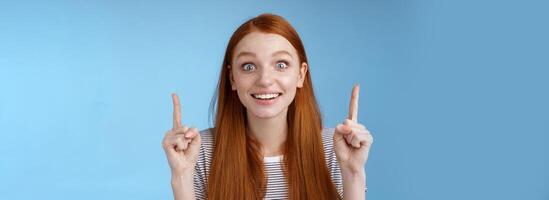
[235,51,255,60]
[235,50,293,60]
[272,50,293,58]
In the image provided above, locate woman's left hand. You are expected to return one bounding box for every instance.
[334,84,374,174]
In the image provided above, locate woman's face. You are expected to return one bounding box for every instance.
[229,32,308,119]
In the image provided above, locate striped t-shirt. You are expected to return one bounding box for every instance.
[193,128,344,199]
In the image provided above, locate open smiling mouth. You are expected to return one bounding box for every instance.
[250,93,282,100]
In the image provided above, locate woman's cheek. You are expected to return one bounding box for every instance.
[280,73,300,88]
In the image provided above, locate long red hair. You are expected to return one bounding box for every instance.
[207,13,340,199]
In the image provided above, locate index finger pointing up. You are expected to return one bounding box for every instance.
[172,93,182,129]
[348,84,360,122]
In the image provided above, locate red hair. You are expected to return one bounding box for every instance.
[207,13,339,199]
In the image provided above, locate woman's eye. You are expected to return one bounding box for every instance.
[242,63,256,71]
[276,61,288,69]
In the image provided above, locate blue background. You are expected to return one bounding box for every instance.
[1,0,547,199]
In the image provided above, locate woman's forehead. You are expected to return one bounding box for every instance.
[233,32,297,59]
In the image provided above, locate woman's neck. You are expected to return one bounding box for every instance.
[246,108,288,157]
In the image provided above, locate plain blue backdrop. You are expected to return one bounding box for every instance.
[1,0,547,199]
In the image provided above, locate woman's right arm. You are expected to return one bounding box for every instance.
[163,93,203,200]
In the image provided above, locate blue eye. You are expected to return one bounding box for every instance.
[242,63,256,71]
[276,61,288,69]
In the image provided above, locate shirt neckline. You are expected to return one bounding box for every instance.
[263,155,283,163]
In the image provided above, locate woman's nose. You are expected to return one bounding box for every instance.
[256,68,275,87]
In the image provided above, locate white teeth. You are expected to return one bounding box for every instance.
[253,93,280,99]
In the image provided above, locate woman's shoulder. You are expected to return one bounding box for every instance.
[199,127,214,138]
[321,127,336,147]
[198,128,215,149]
[320,127,338,163]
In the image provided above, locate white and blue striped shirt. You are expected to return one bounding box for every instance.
[193,128,344,199]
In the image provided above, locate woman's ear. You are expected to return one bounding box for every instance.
[228,65,237,90]
[297,62,308,88]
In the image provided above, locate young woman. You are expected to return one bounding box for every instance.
[162,13,373,199]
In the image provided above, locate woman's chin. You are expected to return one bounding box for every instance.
[251,112,277,119]
[248,109,284,119]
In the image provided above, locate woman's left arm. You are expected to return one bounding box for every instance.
[333,84,374,200]
[341,169,366,200]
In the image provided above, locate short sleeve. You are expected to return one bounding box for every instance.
[322,128,344,199]
[193,128,214,200]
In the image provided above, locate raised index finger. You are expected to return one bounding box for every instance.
[172,93,182,129]
[347,84,360,122]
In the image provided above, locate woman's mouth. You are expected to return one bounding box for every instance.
[250,93,282,105]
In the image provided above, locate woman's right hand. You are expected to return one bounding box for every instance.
[162,93,202,176]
